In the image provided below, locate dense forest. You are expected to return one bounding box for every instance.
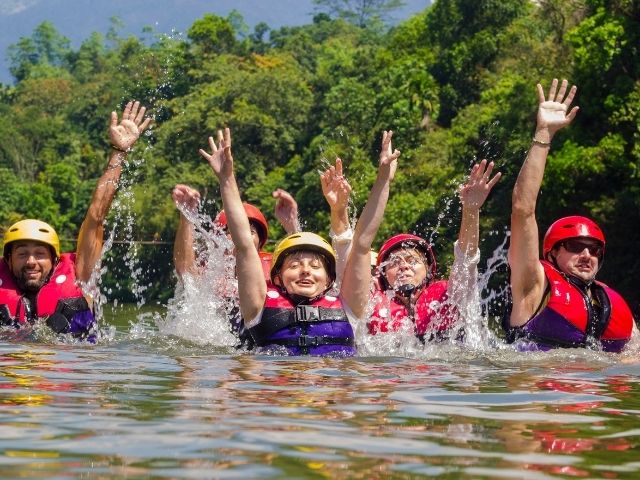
[0,0,638,317]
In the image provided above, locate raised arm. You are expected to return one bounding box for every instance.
[75,101,151,283]
[199,129,266,321]
[448,160,501,307]
[172,184,201,277]
[341,131,399,318]
[272,189,301,234]
[458,160,501,256]
[321,157,353,284]
[509,79,579,325]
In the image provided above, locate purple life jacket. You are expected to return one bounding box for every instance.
[506,261,633,352]
[248,287,355,356]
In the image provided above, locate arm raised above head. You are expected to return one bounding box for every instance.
[273,188,301,235]
[172,184,201,278]
[199,128,266,321]
[509,79,579,325]
[321,157,353,284]
[341,131,399,319]
[75,101,152,283]
[448,159,501,307]
[457,159,501,257]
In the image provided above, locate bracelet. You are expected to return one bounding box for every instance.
[111,145,129,153]
[532,137,551,147]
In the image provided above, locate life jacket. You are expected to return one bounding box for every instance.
[368,280,454,341]
[248,286,356,356]
[506,260,633,352]
[259,250,272,283]
[0,253,95,338]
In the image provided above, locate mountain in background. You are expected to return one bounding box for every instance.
[0,0,430,84]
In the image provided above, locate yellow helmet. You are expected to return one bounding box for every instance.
[2,219,60,258]
[270,232,336,283]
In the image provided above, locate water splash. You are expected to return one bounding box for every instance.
[155,203,239,348]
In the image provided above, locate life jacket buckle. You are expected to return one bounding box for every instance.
[296,305,320,322]
[298,335,319,347]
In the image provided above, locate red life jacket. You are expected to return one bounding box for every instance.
[368,280,454,339]
[247,286,355,355]
[259,250,272,283]
[0,253,93,335]
[514,261,633,352]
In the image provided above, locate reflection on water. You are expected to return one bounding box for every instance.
[1,335,639,478]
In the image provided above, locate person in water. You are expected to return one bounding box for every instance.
[0,101,151,339]
[505,78,635,352]
[172,184,274,281]
[367,160,501,342]
[199,127,399,355]
[172,182,302,280]
[171,183,301,347]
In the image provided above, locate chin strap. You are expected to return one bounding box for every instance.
[394,278,428,299]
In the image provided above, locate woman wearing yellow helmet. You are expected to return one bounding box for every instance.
[200,128,399,355]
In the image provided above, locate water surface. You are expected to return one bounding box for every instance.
[2,309,639,478]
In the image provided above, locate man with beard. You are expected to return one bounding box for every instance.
[0,101,151,339]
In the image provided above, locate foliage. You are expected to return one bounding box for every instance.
[0,2,638,313]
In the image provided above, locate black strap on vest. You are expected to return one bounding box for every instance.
[249,305,349,347]
[45,297,90,334]
[0,304,14,327]
[268,335,354,348]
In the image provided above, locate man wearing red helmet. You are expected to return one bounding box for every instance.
[506,79,634,351]
[368,160,500,342]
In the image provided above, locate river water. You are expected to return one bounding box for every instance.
[2,303,639,479]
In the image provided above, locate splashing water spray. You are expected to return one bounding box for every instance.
[155,201,240,348]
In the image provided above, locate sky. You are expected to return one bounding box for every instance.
[0,0,431,84]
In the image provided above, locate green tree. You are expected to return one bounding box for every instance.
[313,0,406,27]
[8,21,71,81]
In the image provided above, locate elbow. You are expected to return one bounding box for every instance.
[511,199,535,221]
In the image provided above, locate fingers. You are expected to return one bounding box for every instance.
[335,157,343,176]
[563,85,577,106]
[198,148,211,161]
[547,78,558,101]
[381,130,393,152]
[133,104,146,124]
[487,171,502,189]
[122,101,133,119]
[536,83,545,104]
[482,160,494,180]
[555,79,568,102]
[208,135,217,152]
[110,111,118,128]
[387,148,401,162]
[139,117,152,132]
[566,105,580,123]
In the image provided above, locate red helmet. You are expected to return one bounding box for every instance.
[216,203,269,249]
[377,234,437,285]
[542,216,605,258]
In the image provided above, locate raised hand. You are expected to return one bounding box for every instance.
[536,79,579,136]
[273,188,301,234]
[320,157,352,211]
[172,184,201,214]
[109,100,152,152]
[459,159,501,210]
[198,128,233,179]
[379,130,401,180]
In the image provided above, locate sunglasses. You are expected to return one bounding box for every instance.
[561,239,604,258]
